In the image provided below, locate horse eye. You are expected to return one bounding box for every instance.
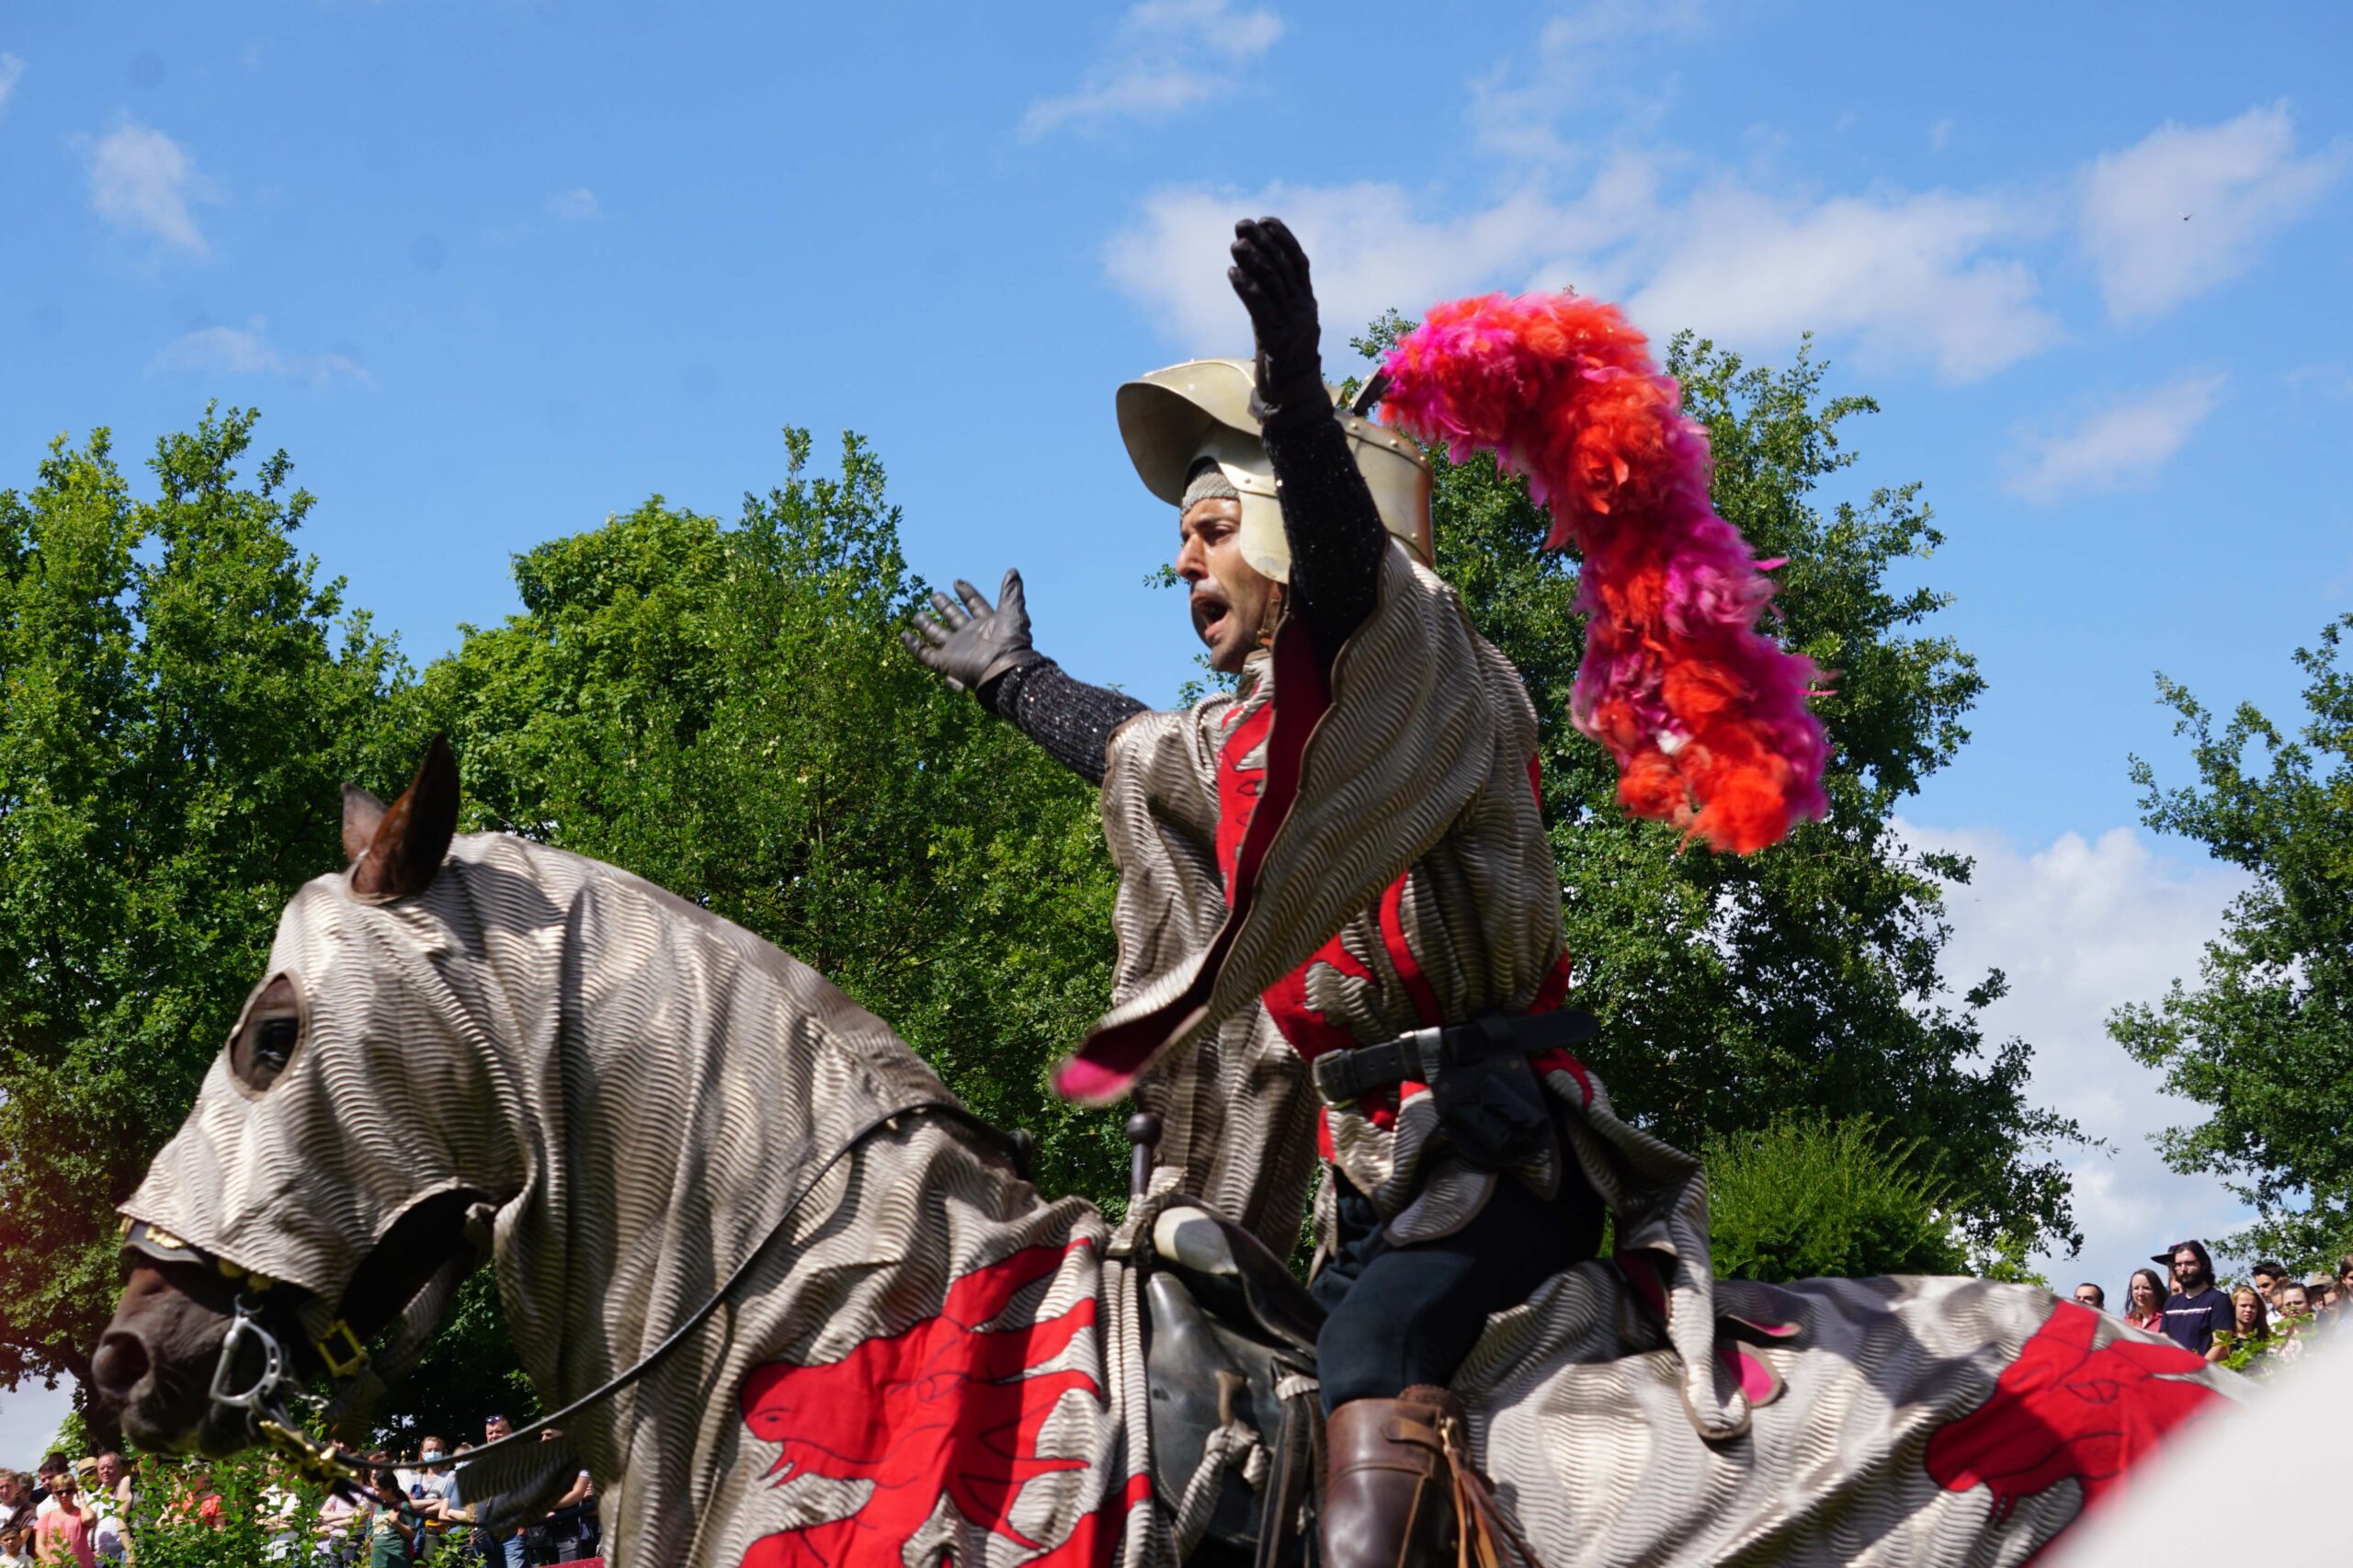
[255,1017,299,1070]
[233,975,304,1091]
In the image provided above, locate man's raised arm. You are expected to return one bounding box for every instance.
[902,569,1146,786]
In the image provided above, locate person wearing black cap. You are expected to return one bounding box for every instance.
[2154,1240,2233,1361]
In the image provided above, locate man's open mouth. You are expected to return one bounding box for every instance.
[1190,588,1231,646]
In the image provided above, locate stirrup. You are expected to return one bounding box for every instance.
[1423,1400,1550,1568]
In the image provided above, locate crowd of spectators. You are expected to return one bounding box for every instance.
[2072,1241,2353,1372]
[0,1415,597,1567]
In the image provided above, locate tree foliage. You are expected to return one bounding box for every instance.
[415,430,1128,1206]
[0,410,411,1394]
[2109,615,2353,1267]
[1704,1112,1968,1282]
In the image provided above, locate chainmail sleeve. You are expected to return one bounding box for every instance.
[980,659,1149,787]
[1256,391,1386,652]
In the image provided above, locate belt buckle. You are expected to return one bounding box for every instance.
[1312,1051,1357,1108]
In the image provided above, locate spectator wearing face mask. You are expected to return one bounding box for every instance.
[2154,1240,2234,1362]
[408,1437,458,1561]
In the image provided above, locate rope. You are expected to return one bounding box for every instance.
[1171,1418,1263,1558]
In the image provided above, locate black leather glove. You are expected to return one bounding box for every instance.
[1229,216,1324,419]
[902,568,1042,694]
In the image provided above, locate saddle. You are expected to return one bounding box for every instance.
[1140,1201,1323,1566]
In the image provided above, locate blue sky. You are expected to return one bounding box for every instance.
[2,0,2349,1452]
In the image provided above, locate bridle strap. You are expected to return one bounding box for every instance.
[453,1098,963,1465]
[128,1096,1002,1498]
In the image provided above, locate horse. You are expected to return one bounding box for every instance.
[94,741,2235,1566]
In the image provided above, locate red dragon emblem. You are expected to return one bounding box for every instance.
[1926,1301,2220,1528]
[738,1241,1123,1568]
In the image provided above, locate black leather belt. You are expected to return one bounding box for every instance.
[1310,1008,1597,1108]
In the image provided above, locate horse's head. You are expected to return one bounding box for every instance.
[93,738,524,1454]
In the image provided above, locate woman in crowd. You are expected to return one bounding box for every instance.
[2122,1267,2168,1335]
[355,1464,420,1568]
[2227,1285,2271,1360]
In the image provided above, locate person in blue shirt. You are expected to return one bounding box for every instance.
[2154,1240,2233,1362]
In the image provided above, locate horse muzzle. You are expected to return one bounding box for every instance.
[95,1262,255,1456]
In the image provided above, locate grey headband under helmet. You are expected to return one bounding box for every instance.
[1117,358,1434,583]
[1181,460,1241,509]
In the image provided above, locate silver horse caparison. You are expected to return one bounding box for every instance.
[94,740,2234,1567]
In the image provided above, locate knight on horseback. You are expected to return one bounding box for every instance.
[908,217,1644,1568]
[91,215,2236,1564]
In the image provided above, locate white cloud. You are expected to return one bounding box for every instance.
[1629,182,2059,381]
[152,319,369,387]
[2081,104,2346,323]
[1020,0,1282,141]
[1106,178,1620,361]
[86,119,207,254]
[1105,161,2060,380]
[0,53,25,118]
[2004,373,2225,503]
[1898,820,2251,1290]
[1467,0,1704,163]
[545,187,601,222]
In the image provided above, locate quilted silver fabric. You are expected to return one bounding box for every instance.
[120,833,2233,1565]
[122,837,1131,1566]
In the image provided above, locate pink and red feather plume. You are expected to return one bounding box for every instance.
[1379,292,1828,853]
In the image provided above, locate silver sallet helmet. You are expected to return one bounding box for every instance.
[1116,358,1434,583]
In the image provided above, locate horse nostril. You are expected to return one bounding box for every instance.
[92,1333,152,1400]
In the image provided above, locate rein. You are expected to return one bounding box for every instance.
[127,1097,978,1498]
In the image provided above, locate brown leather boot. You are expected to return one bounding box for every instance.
[1320,1385,1461,1568]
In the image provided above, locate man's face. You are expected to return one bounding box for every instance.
[2279,1286,2311,1318]
[95,1456,119,1487]
[2072,1286,2102,1310]
[2254,1270,2279,1300]
[484,1417,511,1442]
[2171,1249,2205,1288]
[1175,497,1278,676]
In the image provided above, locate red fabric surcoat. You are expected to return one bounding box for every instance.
[1078,545,1583,1240]
[1211,688,1575,1160]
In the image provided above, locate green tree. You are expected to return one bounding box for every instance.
[415,429,1128,1209]
[1356,316,2081,1261]
[0,410,414,1403]
[2109,614,2353,1267]
[1704,1112,1969,1282]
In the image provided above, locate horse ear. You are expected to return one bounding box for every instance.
[342,784,388,863]
[350,735,461,899]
